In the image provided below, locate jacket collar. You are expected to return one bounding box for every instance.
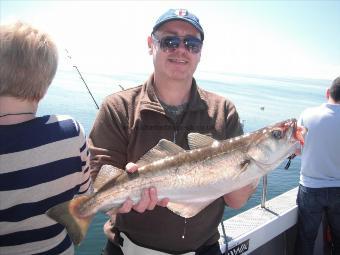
[139,74,208,113]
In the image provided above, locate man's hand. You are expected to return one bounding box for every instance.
[103,219,116,242]
[117,186,169,213]
[119,162,169,213]
[103,162,169,241]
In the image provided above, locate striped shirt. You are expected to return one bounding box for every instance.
[0,115,92,255]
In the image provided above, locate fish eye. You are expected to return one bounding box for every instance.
[271,129,283,139]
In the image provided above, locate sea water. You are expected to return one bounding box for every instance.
[37,70,329,254]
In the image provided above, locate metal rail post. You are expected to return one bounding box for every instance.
[261,174,268,208]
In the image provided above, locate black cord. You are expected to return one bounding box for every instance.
[0,112,34,118]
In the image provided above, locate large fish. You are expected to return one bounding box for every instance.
[46,118,305,245]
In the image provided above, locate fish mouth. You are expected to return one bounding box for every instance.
[294,126,306,146]
[280,118,305,145]
[287,119,306,146]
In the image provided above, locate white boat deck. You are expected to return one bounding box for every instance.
[219,187,298,254]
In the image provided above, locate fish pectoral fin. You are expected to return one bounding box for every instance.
[232,158,252,180]
[235,156,268,178]
[240,159,251,172]
[93,165,125,192]
[187,133,216,150]
[136,139,185,167]
[166,200,213,218]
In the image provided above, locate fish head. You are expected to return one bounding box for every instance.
[247,118,306,169]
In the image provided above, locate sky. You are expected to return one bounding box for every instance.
[1,0,340,80]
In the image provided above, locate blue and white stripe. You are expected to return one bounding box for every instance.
[0,115,91,255]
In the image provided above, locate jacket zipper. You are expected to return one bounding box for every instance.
[173,129,177,143]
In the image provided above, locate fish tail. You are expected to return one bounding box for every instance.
[46,195,93,245]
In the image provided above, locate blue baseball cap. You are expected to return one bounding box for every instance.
[152,9,204,41]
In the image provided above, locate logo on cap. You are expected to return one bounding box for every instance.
[175,9,188,17]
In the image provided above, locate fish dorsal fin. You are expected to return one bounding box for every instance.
[187,133,217,150]
[93,165,125,192]
[166,200,214,218]
[136,139,185,168]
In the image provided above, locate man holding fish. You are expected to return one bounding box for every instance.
[89,8,257,255]
[46,8,304,255]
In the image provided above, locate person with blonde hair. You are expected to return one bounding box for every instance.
[0,21,92,255]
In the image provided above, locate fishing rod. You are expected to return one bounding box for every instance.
[65,49,99,110]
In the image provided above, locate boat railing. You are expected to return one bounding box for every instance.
[219,186,330,255]
[261,175,268,208]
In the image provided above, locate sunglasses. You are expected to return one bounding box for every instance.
[152,34,203,54]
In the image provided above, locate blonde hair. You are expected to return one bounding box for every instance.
[0,21,58,101]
